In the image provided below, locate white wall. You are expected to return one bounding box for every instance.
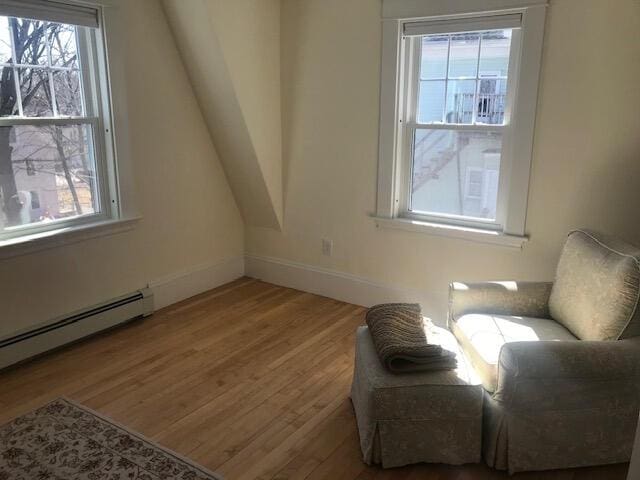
[246,0,640,321]
[0,0,244,339]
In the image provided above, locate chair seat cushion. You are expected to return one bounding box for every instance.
[451,314,578,392]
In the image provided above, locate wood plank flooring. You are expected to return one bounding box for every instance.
[0,278,630,479]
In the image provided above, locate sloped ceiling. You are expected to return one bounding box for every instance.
[162,0,283,230]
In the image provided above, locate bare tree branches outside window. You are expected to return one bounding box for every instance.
[0,16,97,229]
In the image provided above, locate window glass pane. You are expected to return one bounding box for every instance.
[410,129,502,220]
[445,79,475,123]
[14,19,48,66]
[420,35,448,79]
[479,30,512,77]
[448,33,479,78]
[477,78,507,124]
[19,67,54,116]
[419,29,513,126]
[0,124,98,229]
[466,169,484,198]
[49,23,79,69]
[0,66,18,116]
[0,17,12,64]
[53,69,83,116]
[417,80,444,123]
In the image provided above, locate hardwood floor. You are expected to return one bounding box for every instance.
[0,278,629,479]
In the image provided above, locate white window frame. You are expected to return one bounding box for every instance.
[375,0,547,247]
[0,0,123,246]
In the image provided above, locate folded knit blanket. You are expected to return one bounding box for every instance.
[365,303,457,373]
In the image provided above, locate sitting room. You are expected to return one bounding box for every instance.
[0,0,639,479]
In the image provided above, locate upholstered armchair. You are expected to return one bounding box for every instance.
[448,229,640,473]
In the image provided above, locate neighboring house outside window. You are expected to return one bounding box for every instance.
[29,190,40,209]
[376,1,547,246]
[0,0,119,245]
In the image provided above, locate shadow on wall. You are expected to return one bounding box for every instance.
[280,0,305,214]
[569,147,640,247]
[527,0,640,252]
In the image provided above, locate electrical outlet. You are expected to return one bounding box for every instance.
[321,238,333,256]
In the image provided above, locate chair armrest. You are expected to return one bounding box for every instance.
[500,338,640,379]
[448,281,553,325]
[494,339,640,409]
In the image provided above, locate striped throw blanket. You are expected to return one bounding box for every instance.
[365,303,457,373]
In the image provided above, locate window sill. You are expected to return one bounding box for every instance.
[373,216,528,249]
[0,217,140,260]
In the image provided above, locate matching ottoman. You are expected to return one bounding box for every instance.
[350,325,483,468]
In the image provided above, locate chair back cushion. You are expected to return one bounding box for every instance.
[549,229,640,340]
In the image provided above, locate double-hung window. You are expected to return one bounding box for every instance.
[377,1,547,245]
[0,0,117,244]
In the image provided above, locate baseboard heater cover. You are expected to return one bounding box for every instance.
[0,288,154,370]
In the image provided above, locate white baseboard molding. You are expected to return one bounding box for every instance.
[149,256,245,310]
[245,254,447,323]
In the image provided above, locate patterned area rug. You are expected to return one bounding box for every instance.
[0,398,222,479]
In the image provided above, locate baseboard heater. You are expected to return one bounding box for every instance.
[0,288,154,370]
